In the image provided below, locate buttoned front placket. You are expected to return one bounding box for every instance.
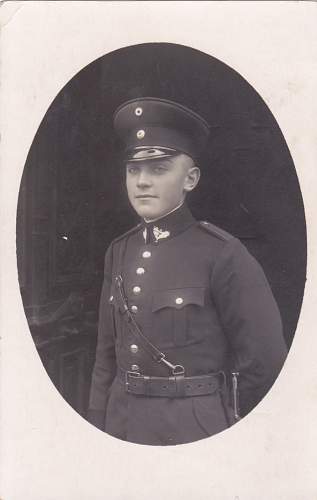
[123,232,157,374]
[117,204,196,374]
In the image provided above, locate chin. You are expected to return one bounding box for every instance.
[136,208,159,219]
[131,201,158,220]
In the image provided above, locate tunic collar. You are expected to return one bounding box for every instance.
[141,203,196,244]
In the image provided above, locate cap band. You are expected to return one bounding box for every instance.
[126,126,198,160]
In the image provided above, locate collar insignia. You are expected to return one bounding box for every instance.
[153,226,170,242]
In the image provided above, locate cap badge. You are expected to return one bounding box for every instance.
[137,129,145,139]
[135,107,143,116]
[153,226,170,242]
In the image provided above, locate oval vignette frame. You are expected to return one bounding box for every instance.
[16,42,306,441]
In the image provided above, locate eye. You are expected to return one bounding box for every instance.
[152,164,167,174]
[127,165,139,175]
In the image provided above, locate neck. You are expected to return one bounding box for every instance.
[143,200,185,223]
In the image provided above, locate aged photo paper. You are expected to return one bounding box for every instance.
[1,1,317,499]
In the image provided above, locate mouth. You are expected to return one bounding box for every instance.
[135,194,157,199]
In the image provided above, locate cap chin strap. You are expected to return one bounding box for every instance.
[126,146,178,162]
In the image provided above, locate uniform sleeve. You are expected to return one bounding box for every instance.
[87,243,117,430]
[210,237,288,417]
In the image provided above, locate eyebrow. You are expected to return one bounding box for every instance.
[156,158,175,165]
[126,158,174,168]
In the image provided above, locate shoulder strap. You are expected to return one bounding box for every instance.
[198,220,233,242]
[112,222,143,244]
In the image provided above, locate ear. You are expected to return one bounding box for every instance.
[184,166,201,192]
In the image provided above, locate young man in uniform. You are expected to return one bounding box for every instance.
[87,97,287,445]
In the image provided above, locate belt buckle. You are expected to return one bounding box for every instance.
[125,370,141,392]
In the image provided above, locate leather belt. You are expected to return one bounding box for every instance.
[117,366,224,398]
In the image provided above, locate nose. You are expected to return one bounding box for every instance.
[136,169,152,188]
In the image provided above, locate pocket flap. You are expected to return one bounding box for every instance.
[152,287,205,312]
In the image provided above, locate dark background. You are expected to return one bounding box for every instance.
[16,43,306,418]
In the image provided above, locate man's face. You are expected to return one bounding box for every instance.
[126,154,199,220]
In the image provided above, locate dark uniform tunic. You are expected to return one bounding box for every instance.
[88,203,287,445]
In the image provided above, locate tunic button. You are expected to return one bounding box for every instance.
[109,295,113,302]
[131,305,138,313]
[137,129,145,139]
[133,286,141,294]
[135,107,143,116]
[130,344,139,354]
[131,364,140,372]
[175,297,183,305]
[136,267,145,275]
[142,251,151,258]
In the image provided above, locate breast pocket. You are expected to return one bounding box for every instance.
[151,287,205,347]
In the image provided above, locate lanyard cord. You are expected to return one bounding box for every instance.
[114,270,184,376]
